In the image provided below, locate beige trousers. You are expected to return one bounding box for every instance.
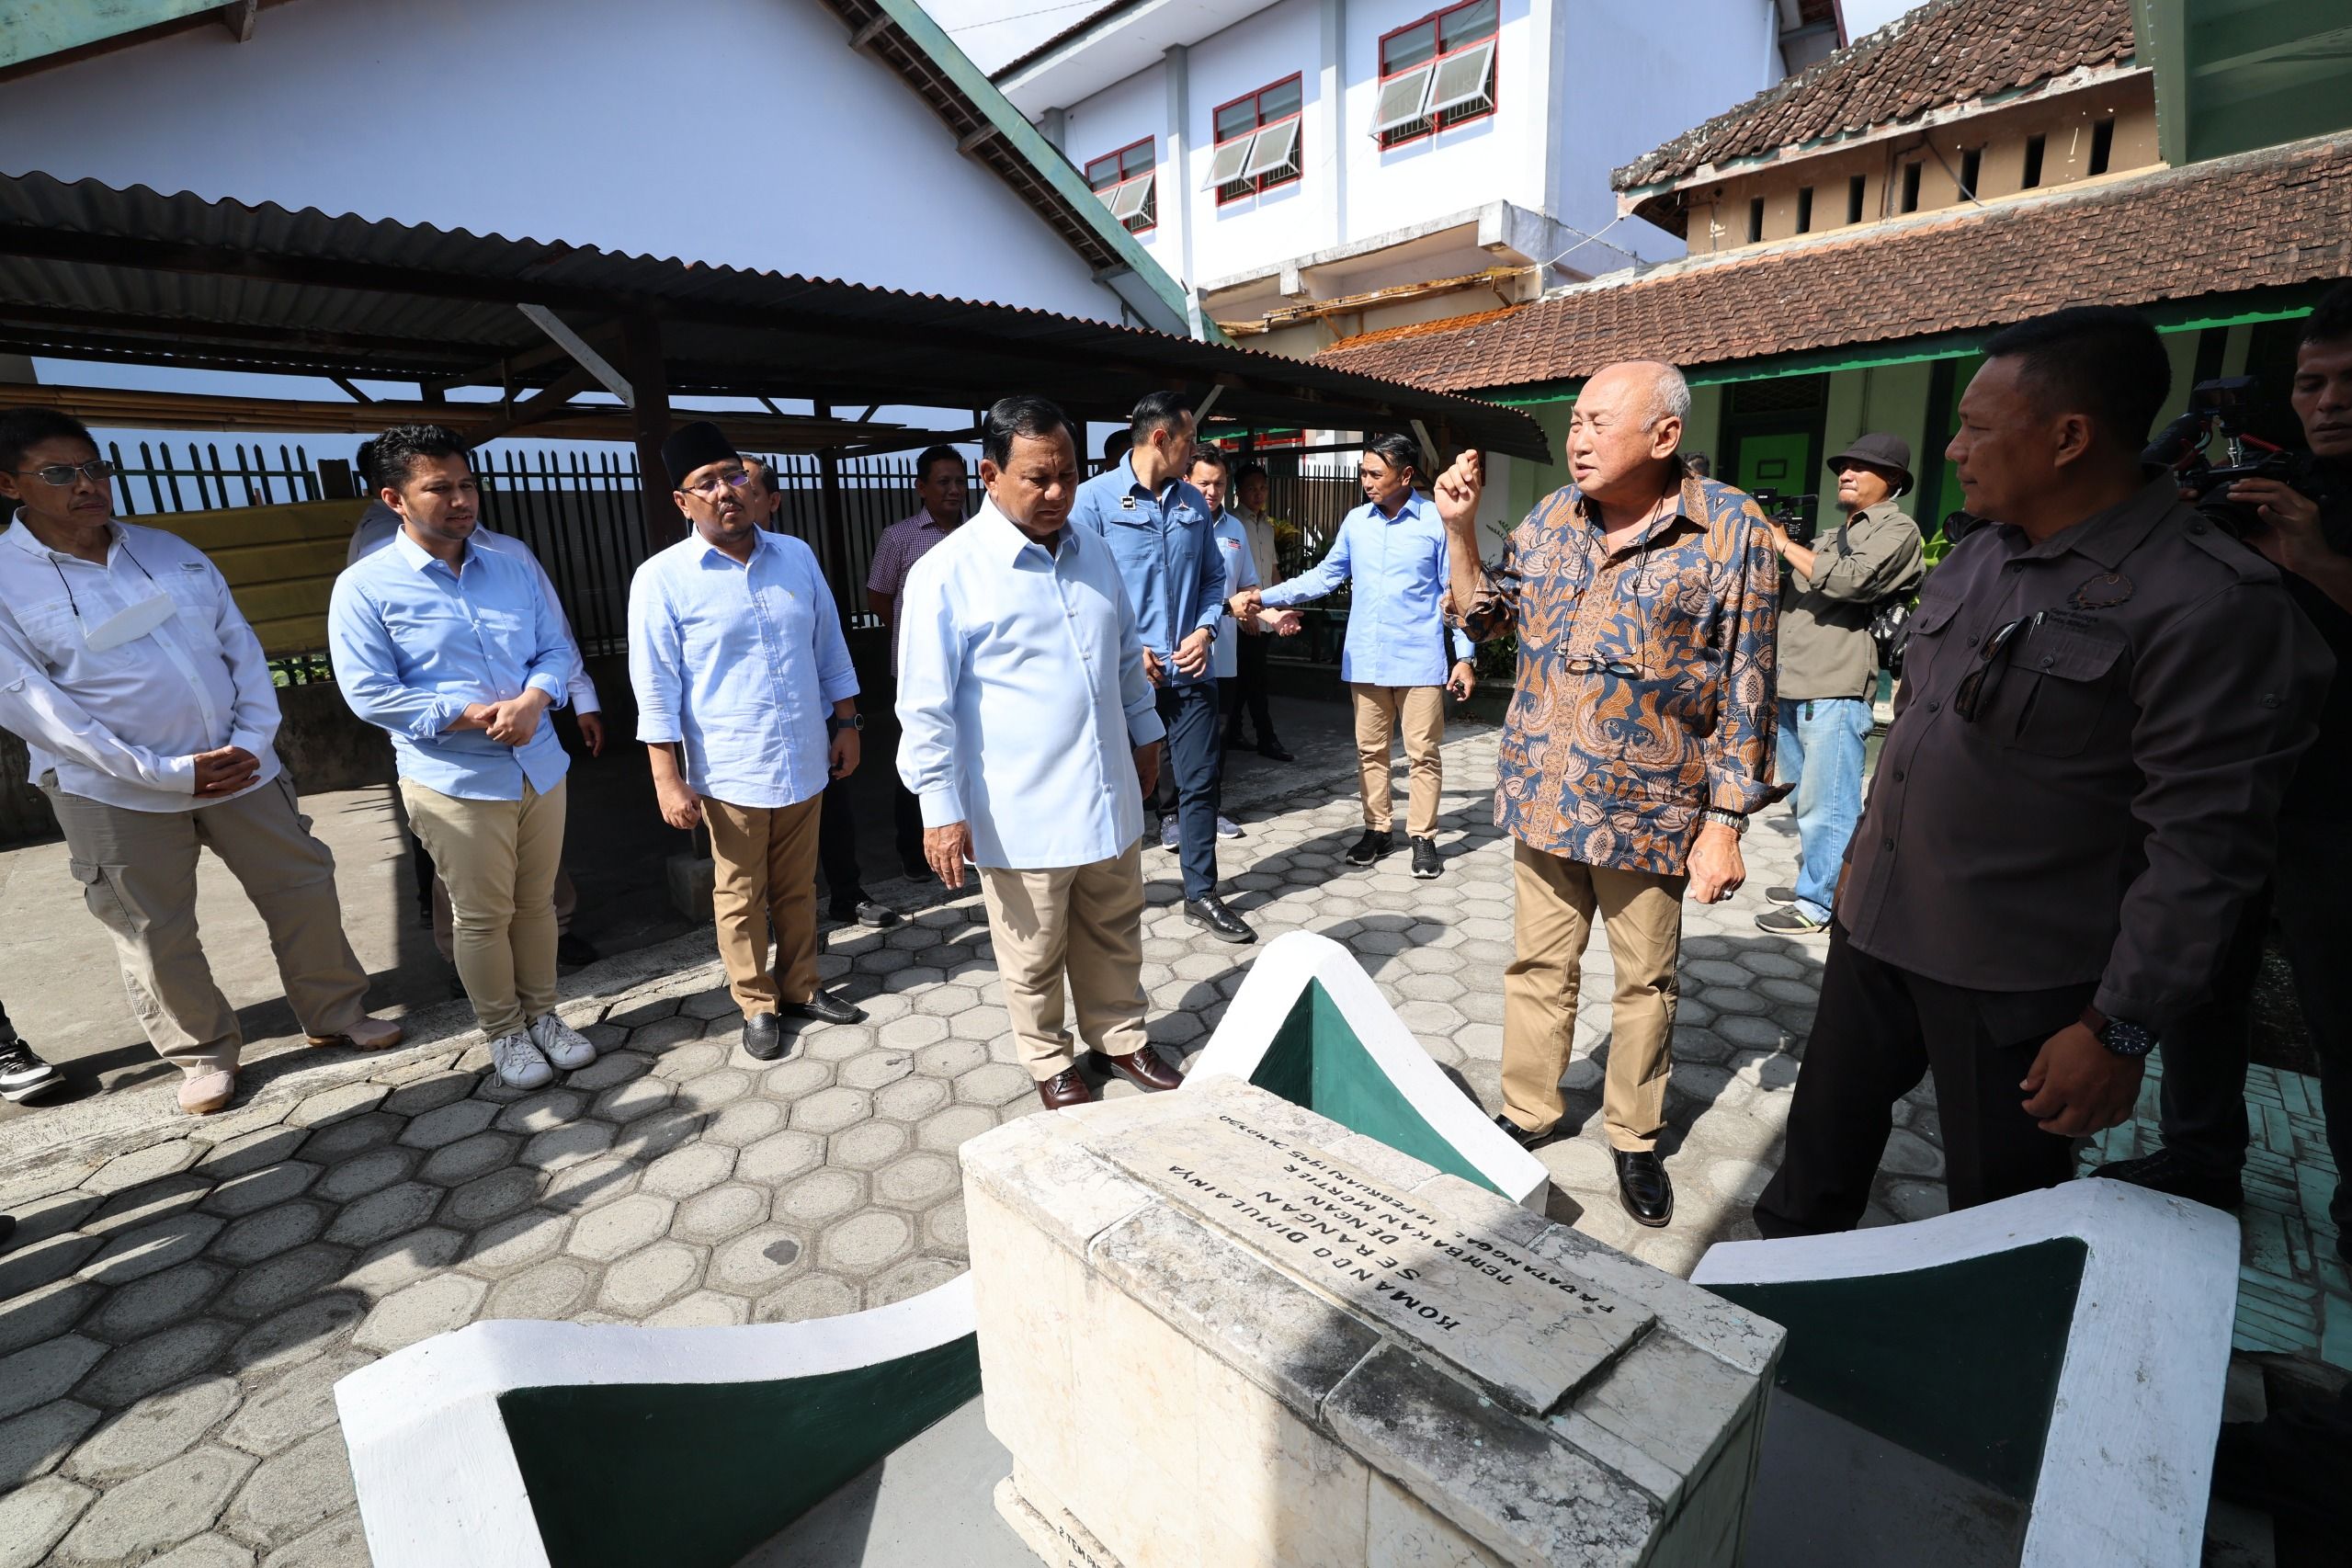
[44,774,371,1076]
[978,839,1147,1080]
[433,866,576,962]
[1351,684,1445,837]
[1499,838,1684,1150]
[704,793,823,1016]
[402,778,566,1039]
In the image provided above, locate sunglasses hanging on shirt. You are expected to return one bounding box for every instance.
[51,544,176,652]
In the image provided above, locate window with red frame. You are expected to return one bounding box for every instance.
[1085,137,1157,233]
[1204,74,1304,206]
[1373,0,1498,149]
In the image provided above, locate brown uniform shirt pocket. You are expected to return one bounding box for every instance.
[2002,622,2127,757]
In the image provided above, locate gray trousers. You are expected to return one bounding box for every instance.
[43,774,371,1074]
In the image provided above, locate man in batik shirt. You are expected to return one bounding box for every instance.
[1436,359,1779,1228]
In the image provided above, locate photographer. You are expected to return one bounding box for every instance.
[1755,435,1925,937]
[2098,283,2352,1269]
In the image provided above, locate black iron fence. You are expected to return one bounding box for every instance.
[108,437,325,515]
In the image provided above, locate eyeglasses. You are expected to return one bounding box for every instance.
[1953,612,2040,722]
[680,468,754,498]
[14,460,114,487]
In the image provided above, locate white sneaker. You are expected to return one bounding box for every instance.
[1159,815,1180,850]
[528,1012,598,1071]
[1216,815,1243,839]
[490,1031,555,1091]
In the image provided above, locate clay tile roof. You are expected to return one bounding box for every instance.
[1612,0,2136,193]
[1317,133,2352,395]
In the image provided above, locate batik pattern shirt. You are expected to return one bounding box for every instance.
[1458,473,1779,876]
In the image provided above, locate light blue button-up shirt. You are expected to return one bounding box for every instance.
[894,501,1166,869]
[627,526,857,812]
[328,529,573,801]
[1068,454,1223,687]
[1261,491,1472,687]
[1210,507,1258,681]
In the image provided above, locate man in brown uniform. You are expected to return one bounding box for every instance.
[1755,307,2332,1235]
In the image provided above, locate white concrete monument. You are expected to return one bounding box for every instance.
[962,1076,1787,1568]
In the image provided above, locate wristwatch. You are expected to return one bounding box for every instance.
[1700,808,1747,835]
[2082,1006,2154,1058]
[826,713,864,735]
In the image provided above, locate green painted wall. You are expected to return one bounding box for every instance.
[498,1336,982,1568]
[1249,983,1504,1196]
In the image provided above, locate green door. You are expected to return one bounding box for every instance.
[1733,431,1814,499]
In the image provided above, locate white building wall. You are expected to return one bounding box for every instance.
[0,0,1123,322]
[1063,57,1176,275]
[1178,1,1328,284]
[1338,0,1550,241]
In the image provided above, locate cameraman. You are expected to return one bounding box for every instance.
[1756,434,1925,937]
[2098,283,2351,1267]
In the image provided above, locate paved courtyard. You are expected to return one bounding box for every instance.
[0,723,2342,1566]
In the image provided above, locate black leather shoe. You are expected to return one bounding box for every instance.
[1410,836,1441,879]
[1493,1113,1550,1150]
[831,899,900,928]
[555,932,602,970]
[1184,896,1256,944]
[781,992,867,1027]
[1346,829,1393,866]
[741,1012,788,1062]
[2092,1147,2244,1210]
[1614,1149,1673,1228]
[1257,740,1294,762]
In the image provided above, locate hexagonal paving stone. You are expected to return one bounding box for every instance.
[192,1160,318,1219]
[310,1145,419,1206]
[52,1443,254,1562]
[438,1165,541,1231]
[222,1424,358,1549]
[286,1081,390,1129]
[493,1087,588,1135]
[394,1097,495,1152]
[415,1131,520,1188]
[820,1210,914,1275]
[710,1225,809,1294]
[877,1014,948,1051]
[801,1025,880,1063]
[208,1199,329,1268]
[296,1111,404,1164]
[671,1068,755,1114]
[565,1051,652,1093]
[261,1513,371,1567]
[80,1211,225,1287]
[354,1274,487,1355]
[915,1103,1000,1153]
[871,1153,959,1210]
[78,1139,203,1197]
[381,1071,477,1118]
[540,1155,640,1214]
[592,1075,674,1124]
[597,1241,701,1315]
[0,1232,104,1302]
[0,1396,101,1488]
[925,1199,967,1253]
[1,1336,108,1426]
[756,1272,858,1323]
[639,1142,739,1200]
[872,1075,950,1123]
[228,1292,367,1378]
[701,1098,786,1149]
[466,1210,573,1275]
[566,1194,677,1263]
[341,1228,468,1298]
[213,1244,351,1324]
[951,1062,1031,1108]
[869,1255,960,1308]
[62,1374,239,1483]
[676,1184,767,1244]
[734,1130,824,1187]
[839,1051,915,1092]
[790,1085,871,1135]
[644,1290,749,1328]
[521,1119,616,1171]
[0,1475,97,1566]
[84,1259,231,1345]
[219,1350,369,1458]
[483,1259,596,1323]
[776,1168,865,1228]
[324,1181,442,1249]
[760,1059,832,1099]
[829,1120,908,1171]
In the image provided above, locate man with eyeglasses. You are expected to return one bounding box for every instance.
[0,408,402,1116]
[629,422,866,1065]
[1753,307,2332,1237]
[1434,361,1780,1230]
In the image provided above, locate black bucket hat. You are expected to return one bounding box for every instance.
[1825,432,1913,495]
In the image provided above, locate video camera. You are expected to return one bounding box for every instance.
[1750,488,1822,547]
[2142,376,2304,520]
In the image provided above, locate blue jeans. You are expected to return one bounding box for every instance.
[1152,683,1222,902]
[1776,697,1872,923]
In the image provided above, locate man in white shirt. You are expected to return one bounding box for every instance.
[347,442,603,971]
[0,409,401,1115]
[895,395,1184,1110]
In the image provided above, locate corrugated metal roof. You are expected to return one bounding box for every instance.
[0,171,1548,459]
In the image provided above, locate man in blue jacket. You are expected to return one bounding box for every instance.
[1069,392,1253,944]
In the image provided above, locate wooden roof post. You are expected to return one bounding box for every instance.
[623,314,675,553]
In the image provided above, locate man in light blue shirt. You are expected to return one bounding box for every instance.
[1069,392,1253,945]
[630,421,866,1064]
[1187,449,1301,842]
[896,394,1184,1112]
[1252,433,1475,879]
[329,425,599,1092]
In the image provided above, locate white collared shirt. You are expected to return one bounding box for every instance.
[893,501,1165,869]
[0,514,281,812]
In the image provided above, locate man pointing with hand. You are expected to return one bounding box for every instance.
[1437,359,1781,1229]
[895,395,1182,1111]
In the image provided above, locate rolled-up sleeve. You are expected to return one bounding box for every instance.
[2096,584,2331,1028]
[1704,502,1781,816]
[893,556,965,826]
[327,575,467,740]
[626,566,686,746]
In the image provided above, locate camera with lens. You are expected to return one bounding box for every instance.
[2143,375,2318,534]
[1751,488,1822,547]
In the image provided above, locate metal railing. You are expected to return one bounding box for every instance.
[107,437,324,515]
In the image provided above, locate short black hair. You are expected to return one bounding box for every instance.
[1129,391,1192,445]
[741,454,778,496]
[355,440,380,491]
[1980,306,2171,455]
[1187,447,1229,482]
[0,408,98,474]
[915,445,967,484]
[2299,281,2352,351]
[982,395,1074,469]
[372,425,472,491]
[1362,431,1426,483]
[1101,428,1132,462]
[1237,461,1268,483]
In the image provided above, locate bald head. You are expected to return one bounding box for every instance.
[1566,360,1689,515]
